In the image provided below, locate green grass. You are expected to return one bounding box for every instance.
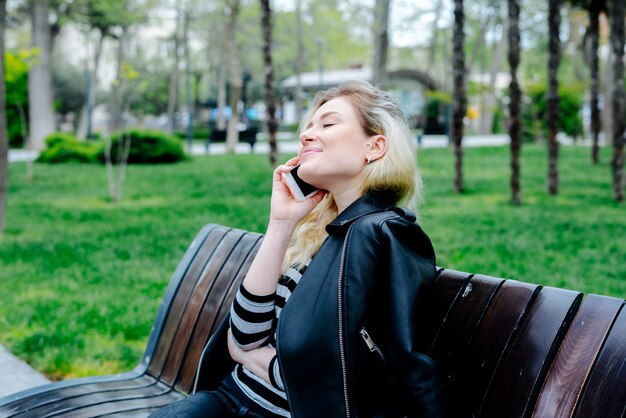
[0,144,623,380]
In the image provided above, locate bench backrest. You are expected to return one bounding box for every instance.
[143,224,626,417]
[139,225,262,393]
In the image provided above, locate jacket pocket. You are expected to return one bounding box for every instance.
[359,327,386,363]
[359,326,399,386]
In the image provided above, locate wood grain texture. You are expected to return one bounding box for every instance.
[428,274,504,416]
[175,232,262,392]
[424,269,473,355]
[532,295,624,418]
[573,303,626,418]
[479,286,582,418]
[158,229,243,384]
[148,227,228,376]
[160,229,251,384]
[15,380,175,417]
[1,375,156,415]
[455,279,539,418]
[40,389,183,418]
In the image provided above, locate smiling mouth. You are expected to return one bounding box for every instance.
[301,148,322,158]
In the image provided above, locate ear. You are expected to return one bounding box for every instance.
[367,135,387,161]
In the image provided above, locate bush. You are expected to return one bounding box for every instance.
[37,133,100,163]
[100,129,185,164]
[278,123,300,133]
[424,90,452,135]
[522,83,584,142]
[6,51,30,148]
[174,129,211,140]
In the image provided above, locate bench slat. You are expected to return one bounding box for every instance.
[452,279,539,417]
[158,229,247,385]
[429,274,504,414]
[532,294,624,418]
[3,375,156,415]
[479,286,583,418]
[175,232,262,392]
[38,390,183,418]
[148,227,229,377]
[422,269,472,354]
[573,303,626,418]
[16,381,175,418]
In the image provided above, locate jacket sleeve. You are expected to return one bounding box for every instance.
[378,217,444,418]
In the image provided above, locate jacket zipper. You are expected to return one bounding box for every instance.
[338,227,352,417]
[359,327,386,363]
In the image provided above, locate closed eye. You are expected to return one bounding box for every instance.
[322,123,335,128]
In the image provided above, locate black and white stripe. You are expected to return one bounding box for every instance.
[230,285,275,350]
[229,262,308,417]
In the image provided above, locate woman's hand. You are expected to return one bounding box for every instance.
[269,156,326,227]
[227,328,276,385]
[238,157,325,299]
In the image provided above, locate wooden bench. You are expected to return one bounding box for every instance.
[0,224,624,417]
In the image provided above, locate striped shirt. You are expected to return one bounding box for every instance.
[229,263,308,417]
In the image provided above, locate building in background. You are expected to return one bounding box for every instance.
[280,67,438,129]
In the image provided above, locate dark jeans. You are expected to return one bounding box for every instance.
[148,375,284,418]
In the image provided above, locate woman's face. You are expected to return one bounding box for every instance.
[297,96,375,193]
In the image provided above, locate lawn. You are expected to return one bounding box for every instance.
[0,144,623,380]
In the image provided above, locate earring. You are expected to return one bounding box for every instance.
[367,155,372,165]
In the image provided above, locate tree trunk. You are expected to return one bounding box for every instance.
[183,10,193,149]
[588,2,602,164]
[602,41,614,147]
[0,0,8,234]
[225,0,242,153]
[452,0,467,193]
[480,18,506,134]
[508,0,522,205]
[426,0,445,74]
[294,0,304,121]
[467,0,497,71]
[260,0,278,166]
[610,0,625,202]
[87,32,105,139]
[109,29,127,132]
[167,10,181,134]
[28,0,56,150]
[78,31,105,139]
[547,0,561,195]
[216,21,228,131]
[372,0,390,86]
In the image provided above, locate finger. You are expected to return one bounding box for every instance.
[309,190,328,206]
[274,168,289,184]
[284,156,300,167]
[274,163,294,175]
[273,165,297,182]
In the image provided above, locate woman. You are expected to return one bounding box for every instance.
[150,80,442,417]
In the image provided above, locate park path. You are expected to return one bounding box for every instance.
[0,344,50,399]
[185,134,510,155]
[8,134,513,163]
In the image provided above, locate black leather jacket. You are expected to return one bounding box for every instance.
[195,192,443,417]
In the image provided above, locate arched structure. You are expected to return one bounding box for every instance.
[280,67,439,127]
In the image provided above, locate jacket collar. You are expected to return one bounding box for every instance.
[326,191,398,234]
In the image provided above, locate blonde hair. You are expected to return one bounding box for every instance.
[283,80,422,270]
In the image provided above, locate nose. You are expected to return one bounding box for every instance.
[299,128,315,145]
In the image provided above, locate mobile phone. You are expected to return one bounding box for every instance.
[283,165,319,201]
